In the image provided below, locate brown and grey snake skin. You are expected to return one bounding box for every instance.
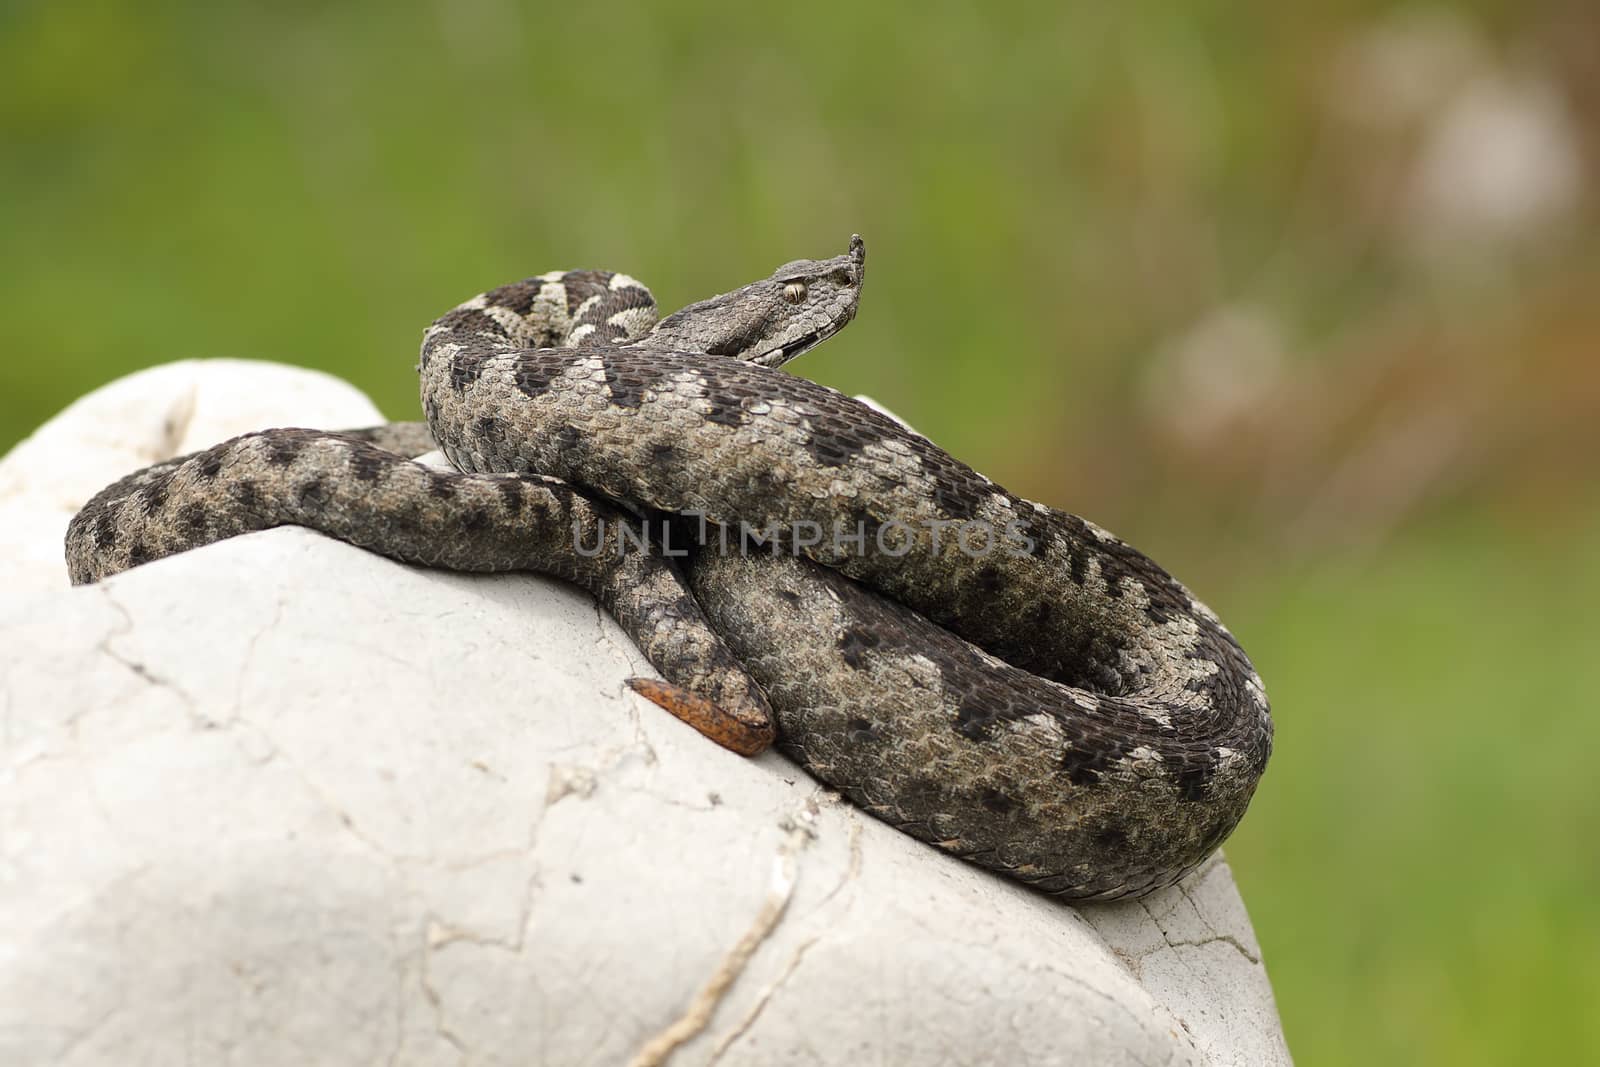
[66,236,1272,901]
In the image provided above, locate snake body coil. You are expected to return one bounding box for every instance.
[67,237,1271,900]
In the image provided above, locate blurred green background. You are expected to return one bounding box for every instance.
[5,1,1597,1061]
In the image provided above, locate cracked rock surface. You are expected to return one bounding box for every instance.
[0,362,1292,1066]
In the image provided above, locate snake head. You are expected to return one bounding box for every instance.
[646,235,865,367]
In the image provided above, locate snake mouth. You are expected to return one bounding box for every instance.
[754,307,857,367]
[755,331,830,368]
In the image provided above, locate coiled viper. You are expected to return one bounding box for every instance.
[66,236,1271,900]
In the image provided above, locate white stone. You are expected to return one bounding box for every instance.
[0,361,1291,1066]
[0,359,383,609]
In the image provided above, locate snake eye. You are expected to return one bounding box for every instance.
[782,282,808,304]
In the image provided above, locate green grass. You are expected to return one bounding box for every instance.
[4,2,1596,1062]
[2,0,1518,470]
[1225,511,1600,1064]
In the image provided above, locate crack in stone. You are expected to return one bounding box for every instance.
[417,921,472,1057]
[230,595,286,727]
[1030,958,1192,1065]
[413,761,560,968]
[1174,877,1262,965]
[790,790,863,920]
[383,923,409,1067]
[706,792,860,1061]
[1158,931,1262,967]
[591,598,645,671]
[93,583,204,724]
[243,738,407,866]
[705,932,821,1064]
[1136,878,1263,968]
[627,805,818,1067]
[47,1005,129,1064]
